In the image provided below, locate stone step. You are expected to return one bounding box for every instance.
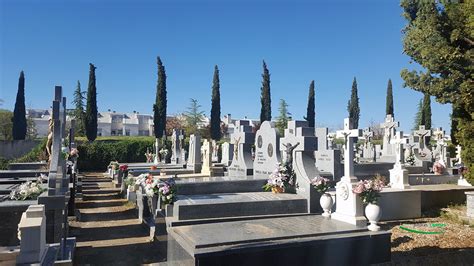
[176,176,267,195]
[166,212,313,227]
[173,192,307,221]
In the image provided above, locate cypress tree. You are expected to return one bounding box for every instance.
[347,77,360,128]
[275,99,290,136]
[422,93,431,129]
[85,63,98,141]
[72,80,86,136]
[153,56,167,139]
[12,71,27,140]
[386,78,394,117]
[304,80,315,128]
[210,65,222,140]
[413,99,423,131]
[260,60,271,123]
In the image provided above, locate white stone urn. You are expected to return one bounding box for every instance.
[320,193,334,218]
[365,203,381,231]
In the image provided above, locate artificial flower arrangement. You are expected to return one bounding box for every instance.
[136,173,177,205]
[352,178,385,204]
[263,162,296,193]
[124,175,137,191]
[69,148,79,160]
[310,176,331,193]
[10,177,46,201]
[433,161,446,175]
[108,161,120,170]
[159,148,169,156]
[119,164,128,172]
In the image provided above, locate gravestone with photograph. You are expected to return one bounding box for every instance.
[253,121,281,179]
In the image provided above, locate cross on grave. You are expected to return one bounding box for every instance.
[414,125,431,149]
[380,115,399,141]
[327,133,336,149]
[456,145,462,164]
[228,120,255,176]
[362,128,373,147]
[390,131,409,166]
[279,120,320,213]
[315,128,329,151]
[336,118,362,181]
[432,127,445,141]
[332,117,365,226]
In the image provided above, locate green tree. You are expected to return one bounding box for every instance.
[400,0,473,182]
[210,65,222,140]
[0,109,13,140]
[275,99,290,136]
[347,77,360,128]
[85,63,98,141]
[304,80,315,128]
[413,98,423,131]
[386,79,394,117]
[72,80,86,136]
[12,71,27,140]
[422,93,431,130]
[260,60,271,123]
[183,98,205,135]
[26,116,37,140]
[153,56,167,139]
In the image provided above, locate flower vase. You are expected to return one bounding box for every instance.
[271,187,284,194]
[127,187,137,202]
[365,203,382,231]
[319,193,333,218]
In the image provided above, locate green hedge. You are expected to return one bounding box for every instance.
[78,138,157,171]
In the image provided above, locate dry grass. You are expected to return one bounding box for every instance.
[382,205,474,265]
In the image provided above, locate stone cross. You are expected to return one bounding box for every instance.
[414,125,431,149]
[228,120,255,176]
[171,129,183,164]
[187,134,202,173]
[336,118,363,181]
[279,120,320,212]
[456,145,462,164]
[390,131,409,166]
[315,128,329,151]
[332,118,365,226]
[327,133,336,149]
[432,127,444,141]
[380,115,399,157]
[362,128,373,147]
[381,115,398,141]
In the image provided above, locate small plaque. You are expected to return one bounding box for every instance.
[267,143,273,157]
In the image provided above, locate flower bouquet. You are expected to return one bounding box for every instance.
[433,161,446,175]
[109,161,120,171]
[310,176,331,193]
[10,177,46,201]
[119,164,128,172]
[157,179,177,205]
[352,178,385,204]
[263,163,296,193]
[69,148,79,160]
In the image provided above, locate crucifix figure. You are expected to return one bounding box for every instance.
[362,128,373,149]
[233,136,241,160]
[390,131,408,166]
[282,142,300,166]
[381,115,398,141]
[414,125,430,149]
[336,118,363,181]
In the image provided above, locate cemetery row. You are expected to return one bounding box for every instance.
[0,86,78,265]
[104,115,472,264]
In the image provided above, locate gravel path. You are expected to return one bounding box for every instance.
[70,173,166,265]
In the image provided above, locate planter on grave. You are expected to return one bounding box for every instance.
[127,187,137,202]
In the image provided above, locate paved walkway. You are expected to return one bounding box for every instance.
[70,173,166,265]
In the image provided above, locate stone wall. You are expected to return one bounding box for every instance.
[0,140,41,159]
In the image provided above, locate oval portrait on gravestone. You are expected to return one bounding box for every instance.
[267,143,273,157]
[257,135,263,148]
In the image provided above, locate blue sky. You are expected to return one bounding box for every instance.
[0,0,452,133]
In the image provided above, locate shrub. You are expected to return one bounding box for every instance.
[78,137,157,171]
[14,138,48,163]
[0,157,11,170]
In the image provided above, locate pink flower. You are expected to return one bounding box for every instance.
[352,181,366,194]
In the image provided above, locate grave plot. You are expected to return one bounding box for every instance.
[0,86,76,264]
